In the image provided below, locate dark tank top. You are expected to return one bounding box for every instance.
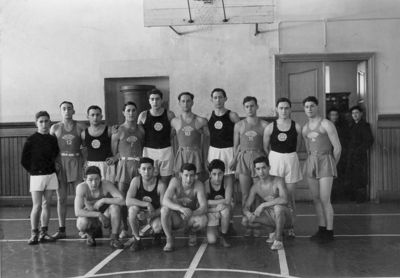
[270,120,297,153]
[177,116,202,148]
[208,110,234,148]
[208,178,225,200]
[143,110,171,149]
[136,176,160,209]
[84,126,112,161]
[57,122,82,154]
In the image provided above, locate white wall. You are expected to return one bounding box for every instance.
[1,0,400,122]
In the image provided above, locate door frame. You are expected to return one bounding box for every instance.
[275,53,379,201]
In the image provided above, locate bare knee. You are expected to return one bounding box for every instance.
[152,218,162,234]
[161,206,170,217]
[128,206,140,218]
[76,217,89,231]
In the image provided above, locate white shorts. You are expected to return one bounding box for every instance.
[30,173,59,192]
[142,146,173,176]
[207,146,234,175]
[269,151,303,184]
[87,161,115,183]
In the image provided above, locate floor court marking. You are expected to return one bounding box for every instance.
[184,240,208,278]
[78,268,300,278]
[278,247,290,277]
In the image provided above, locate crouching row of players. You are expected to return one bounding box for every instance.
[75,156,290,252]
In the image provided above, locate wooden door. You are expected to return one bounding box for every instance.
[277,61,325,200]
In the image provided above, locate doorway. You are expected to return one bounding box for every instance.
[275,53,376,201]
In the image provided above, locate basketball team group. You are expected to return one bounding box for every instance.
[21,88,342,252]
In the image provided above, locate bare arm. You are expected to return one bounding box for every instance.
[229,121,241,171]
[97,181,125,207]
[111,129,120,159]
[302,125,309,153]
[295,123,303,153]
[151,181,167,218]
[263,123,273,155]
[243,185,257,217]
[162,177,185,213]
[199,117,210,170]
[229,111,241,124]
[193,180,207,216]
[125,177,149,208]
[322,119,342,164]
[74,183,101,218]
[137,111,147,125]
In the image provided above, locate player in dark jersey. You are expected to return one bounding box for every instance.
[112,101,144,239]
[263,97,302,237]
[126,157,166,251]
[81,105,118,182]
[302,96,341,243]
[205,159,232,247]
[161,163,208,252]
[75,166,125,248]
[138,89,175,185]
[171,92,209,176]
[50,101,86,239]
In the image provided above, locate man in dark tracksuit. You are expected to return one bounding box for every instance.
[345,105,374,203]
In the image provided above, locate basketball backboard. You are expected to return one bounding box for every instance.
[143,0,274,27]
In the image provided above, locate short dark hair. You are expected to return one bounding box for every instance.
[276,97,291,107]
[85,166,101,177]
[211,88,226,98]
[178,92,194,101]
[139,157,154,167]
[327,107,340,117]
[350,105,363,113]
[35,111,50,121]
[302,96,319,106]
[59,101,74,108]
[243,96,258,105]
[208,159,225,173]
[147,88,163,99]
[181,163,197,173]
[123,101,137,111]
[253,156,270,167]
[87,105,102,114]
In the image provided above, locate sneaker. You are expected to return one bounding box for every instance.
[310,227,326,241]
[39,232,56,243]
[52,230,67,240]
[79,231,88,239]
[220,235,231,248]
[271,240,283,250]
[243,228,253,238]
[130,238,143,252]
[188,232,197,247]
[266,232,276,244]
[110,238,124,249]
[28,233,39,245]
[152,233,162,246]
[86,234,96,247]
[163,237,174,252]
[119,229,129,239]
[319,230,334,243]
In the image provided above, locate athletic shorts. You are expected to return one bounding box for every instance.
[86,161,116,183]
[30,173,59,192]
[207,203,232,227]
[174,147,203,174]
[115,158,139,184]
[171,210,207,230]
[304,153,337,179]
[208,146,234,175]
[143,146,173,176]
[236,149,265,177]
[269,151,303,183]
[59,154,83,184]
[262,205,292,229]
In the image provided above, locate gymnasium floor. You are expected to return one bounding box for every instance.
[1,202,400,278]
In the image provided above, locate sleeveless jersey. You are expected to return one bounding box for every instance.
[136,176,160,209]
[239,119,264,151]
[175,183,198,210]
[84,126,112,161]
[177,115,201,148]
[304,119,333,154]
[57,122,82,154]
[270,120,297,153]
[83,182,106,207]
[118,126,143,158]
[208,178,225,200]
[143,109,171,149]
[208,110,234,148]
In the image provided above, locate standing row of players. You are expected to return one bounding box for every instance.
[21,88,341,251]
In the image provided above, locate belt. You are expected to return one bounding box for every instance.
[308,151,331,156]
[120,157,140,161]
[178,146,200,151]
[60,153,80,157]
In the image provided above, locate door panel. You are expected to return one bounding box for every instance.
[278,62,325,200]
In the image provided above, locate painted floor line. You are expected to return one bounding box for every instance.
[72,268,299,278]
[82,249,124,278]
[0,217,77,221]
[278,247,290,277]
[184,240,208,278]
